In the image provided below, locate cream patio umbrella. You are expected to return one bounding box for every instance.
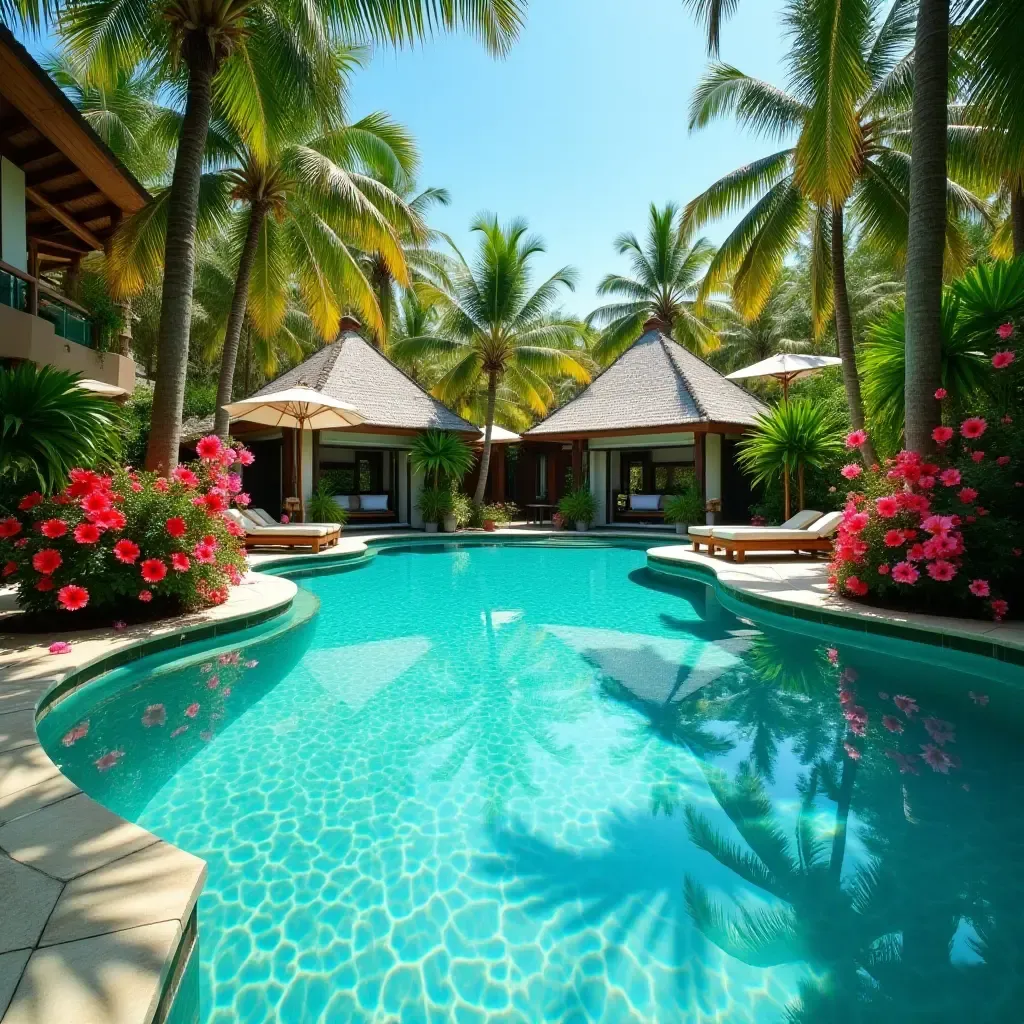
[222,386,364,522]
[726,353,842,401]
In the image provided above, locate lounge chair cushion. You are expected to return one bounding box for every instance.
[360,494,389,512]
[709,527,820,542]
[806,511,844,538]
[686,525,713,537]
[629,494,660,511]
[244,525,335,537]
[248,508,279,527]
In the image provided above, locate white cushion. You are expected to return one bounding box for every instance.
[807,511,844,538]
[245,525,334,537]
[360,494,389,512]
[629,494,660,511]
[334,495,351,510]
[249,508,278,527]
[782,509,822,529]
[711,528,817,541]
[686,525,714,537]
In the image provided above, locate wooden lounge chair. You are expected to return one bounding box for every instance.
[225,510,340,553]
[687,509,822,542]
[693,511,844,563]
[248,508,344,533]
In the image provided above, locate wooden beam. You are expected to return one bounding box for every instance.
[24,159,78,188]
[37,181,100,206]
[31,235,90,256]
[25,184,103,250]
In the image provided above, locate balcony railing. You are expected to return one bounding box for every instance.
[0,258,95,348]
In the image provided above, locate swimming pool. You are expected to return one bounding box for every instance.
[38,541,1024,1022]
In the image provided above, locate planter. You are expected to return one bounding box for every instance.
[483,519,496,532]
[705,512,717,526]
[442,513,457,534]
[675,522,687,535]
[425,522,439,534]
[575,521,589,532]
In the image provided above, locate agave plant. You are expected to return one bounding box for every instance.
[0,364,122,496]
[737,399,844,519]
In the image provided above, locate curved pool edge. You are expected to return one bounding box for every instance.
[646,545,1024,667]
[0,573,302,1024]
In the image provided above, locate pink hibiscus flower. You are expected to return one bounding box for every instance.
[48,641,72,655]
[892,562,919,585]
[939,468,961,487]
[875,496,899,518]
[960,418,987,440]
[196,435,224,461]
[924,717,955,746]
[826,647,839,665]
[845,429,868,449]
[171,552,190,572]
[844,576,868,597]
[57,584,89,611]
[926,560,957,582]
[73,522,101,544]
[931,425,954,445]
[39,518,68,538]
[968,579,990,598]
[996,322,1015,340]
[992,350,1016,370]
[138,589,153,603]
[957,487,978,504]
[841,463,863,480]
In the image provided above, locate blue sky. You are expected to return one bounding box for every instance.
[349,0,792,315]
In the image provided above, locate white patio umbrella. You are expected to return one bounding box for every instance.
[222,386,364,521]
[726,353,842,401]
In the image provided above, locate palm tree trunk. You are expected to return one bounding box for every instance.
[144,35,217,473]
[904,0,949,454]
[473,371,498,506]
[214,203,268,437]
[783,466,791,521]
[798,461,805,511]
[243,325,253,395]
[831,206,876,466]
[1012,188,1024,259]
[829,755,858,883]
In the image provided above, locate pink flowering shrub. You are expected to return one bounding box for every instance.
[829,410,1021,621]
[0,435,251,622]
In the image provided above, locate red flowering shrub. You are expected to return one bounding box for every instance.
[0,435,252,623]
[829,411,1021,621]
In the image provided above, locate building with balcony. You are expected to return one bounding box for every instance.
[0,25,148,393]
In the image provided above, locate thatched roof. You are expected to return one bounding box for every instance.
[525,327,768,438]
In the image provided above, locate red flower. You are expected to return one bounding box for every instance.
[196,435,223,461]
[153,477,169,493]
[892,561,919,584]
[845,512,870,532]
[996,322,1015,340]
[32,548,62,574]
[840,463,862,480]
[931,425,954,445]
[238,448,255,466]
[89,508,127,531]
[193,542,216,564]
[57,584,89,611]
[171,552,190,572]
[939,468,961,487]
[875,496,899,518]
[934,387,948,400]
[66,469,100,497]
[172,466,199,487]
[845,429,868,449]
[997,455,1010,466]
[113,539,140,565]
[992,350,1015,369]
[138,589,153,603]
[971,450,985,463]
[165,517,187,538]
[225,519,245,538]
[844,575,868,596]
[39,518,68,539]
[960,417,987,440]
[18,492,43,511]
[883,529,904,548]
[2,560,16,577]
[80,491,112,514]
[0,517,22,539]
[73,522,101,544]
[969,579,990,598]
[926,560,957,582]
[957,487,978,504]
[197,490,228,514]
[235,492,251,507]
[877,563,890,575]
[991,599,1009,619]
[140,558,167,584]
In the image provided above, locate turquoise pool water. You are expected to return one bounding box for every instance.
[39,541,1024,1022]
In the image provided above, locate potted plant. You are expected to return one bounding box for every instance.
[481,502,515,532]
[552,511,565,531]
[417,487,451,533]
[449,492,472,532]
[663,483,704,535]
[558,488,596,532]
[410,430,474,535]
[308,481,349,530]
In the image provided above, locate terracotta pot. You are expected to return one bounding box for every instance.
[483,520,496,532]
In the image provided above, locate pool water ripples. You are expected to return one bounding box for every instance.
[38,542,1024,1022]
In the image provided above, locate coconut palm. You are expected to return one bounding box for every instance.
[686,0,987,467]
[587,202,721,364]
[62,0,526,473]
[391,215,591,506]
[409,429,475,489]
[737,399,844,519]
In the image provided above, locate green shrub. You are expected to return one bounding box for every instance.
[451,491,474,528]
[664,484,704,525]
[482,502,517,525]
[308,481,348,525]
[558,488,596,526]
[410,430,475,488]
[416,486,452,524]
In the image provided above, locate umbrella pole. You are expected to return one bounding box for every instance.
[297,416,305,523]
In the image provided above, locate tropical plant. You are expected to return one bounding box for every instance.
[737,399,844,519]
[558,487,596,527]
[685,0,987,467]
[0,365,122,499]
[391,214,590,505]
[0,444,250,621]
[416,485,452,525]
[587,203,722,363]
[481,501,516,525]
[664,484,705,527]
[308,481,348,526]
[409,429,475,489]
[62,0,526,474]
[450,490,474,528]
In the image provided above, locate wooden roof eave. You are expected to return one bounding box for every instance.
[522,421,757,443]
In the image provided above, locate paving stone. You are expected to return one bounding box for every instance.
[0,747,62,805]
[0,857,62,954]
[0,713,35,755]
[0,773,79,828]
[0,951,30,1020]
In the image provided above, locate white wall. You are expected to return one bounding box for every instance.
[1,157,27,272]
[588,450,607,525]
[409,464,426,529]
[705,433,723,502]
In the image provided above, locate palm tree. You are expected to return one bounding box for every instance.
[587,202,721,364]
[409,429,474,489]
[737,399,844,519]
[391,215,591,506]
[209,109,420,436]
[685,0,986,467]
[62,0,526,473]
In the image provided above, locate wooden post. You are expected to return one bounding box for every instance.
[547,450,558,505]
[571,439,583,489]
[695,433,706,502]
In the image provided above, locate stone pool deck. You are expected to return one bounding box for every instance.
[0,527,1020,1023]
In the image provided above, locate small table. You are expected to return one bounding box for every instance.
[526,503,555,525]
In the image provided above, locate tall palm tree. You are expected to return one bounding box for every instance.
[685,0,985,464]
[587,202,721,364]
[62,0,527,473]
[392,215,591,506]
[209,110,420,435]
